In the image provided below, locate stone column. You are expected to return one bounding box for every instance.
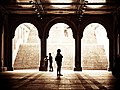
[110,15,119,71]
[4,15,13,71]
[0,19,2,72]
[39,37,47,71]
[0,40,1,72]
[6,37,13,71]
[74,33,82,71]
[0,23,5,72]
[118,31,120,56]
[117,15,120,56]
[117,34,119,55]
[107,36,114,71]
[111,14,120,78]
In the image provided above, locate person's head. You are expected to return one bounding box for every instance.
[49,53,51,56]
[57,49,61,53]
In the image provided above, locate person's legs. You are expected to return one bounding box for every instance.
[57,65,63,76]
[49,65,53,72]
[59,66,61,74]
[57,62,63,76]
[49,63,52,71]
[57,62,59,75]
[57,66,59,75]
[59,65,63,76]
[51,66,53,71]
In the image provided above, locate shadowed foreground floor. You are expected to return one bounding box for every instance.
[0,69,120,90]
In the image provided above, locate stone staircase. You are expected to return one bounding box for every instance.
[81,44,108,70]
[14,44,40,69]
[14,29,40,69]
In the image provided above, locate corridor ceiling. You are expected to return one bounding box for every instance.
[0,0,120,15]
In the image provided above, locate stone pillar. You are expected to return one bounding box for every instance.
[117,15,120,56]
[0,18,2,72]
[0,38,1,71]
[112,14,120,78]
[4,15,13,71]
[74,34,82,71]
[109,15,118,71]
[0,23,5,72]
[108,36,113,71]
[112,31,120,78]
[117,34,119,55]
[39,37,47,71]
[6,37,13,71]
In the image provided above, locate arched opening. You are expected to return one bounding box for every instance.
[81,23,109,70]
[87,0,106,8]
[47,23,75,70]
[12,23,41,70]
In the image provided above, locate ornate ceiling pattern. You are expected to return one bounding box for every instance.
[0,0,120,15]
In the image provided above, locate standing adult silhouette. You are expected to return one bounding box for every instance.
[48,53,53,72]
[55,49,63,76]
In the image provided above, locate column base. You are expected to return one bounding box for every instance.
[7,67,14,71]
[0,67,7,72]
[74,67,82,71]
[39,67,47,71]
[107,67,112,71]
[112,67,120,79]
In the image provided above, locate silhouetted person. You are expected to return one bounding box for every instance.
[43,56,48,68]
[48,53,53,72]
[55,49,63,76]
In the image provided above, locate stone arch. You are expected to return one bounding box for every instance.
[10,17,41,39]
[44,17,77,39]
[79,17,112,39]
[81,23,109,70]
[44,17,77,70]
[12,22,41,69]
[8,17,42,70]
[47,23,75,70]
[79,16,113,70]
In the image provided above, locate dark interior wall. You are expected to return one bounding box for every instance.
[118,14,120,34]
[117,12,120,56]
[0,0,11,3]
[0,15,2,68]
[113,0,120,2]
[0,14,2,33]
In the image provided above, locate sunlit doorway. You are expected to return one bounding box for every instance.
[47,23,75,70]
[12,23,40,70]
[81,23,109,70]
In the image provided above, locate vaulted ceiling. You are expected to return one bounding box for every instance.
[0,0,120,15]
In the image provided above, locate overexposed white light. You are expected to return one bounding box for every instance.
[16,0,33,8]
[47,23,75,70]
[50,0,72,3]
[87,0,106,8]
[50,0,72,8]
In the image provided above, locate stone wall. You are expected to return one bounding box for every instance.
[81,44,108,70]
[14,44,40,69]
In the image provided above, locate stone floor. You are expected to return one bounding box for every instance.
[0,69,120,90]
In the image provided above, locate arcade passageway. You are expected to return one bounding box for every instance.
[12,23,109,70]
[0,69,119,90]
[1,1,120,88]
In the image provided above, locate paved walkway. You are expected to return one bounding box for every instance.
[0,69,119,90]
